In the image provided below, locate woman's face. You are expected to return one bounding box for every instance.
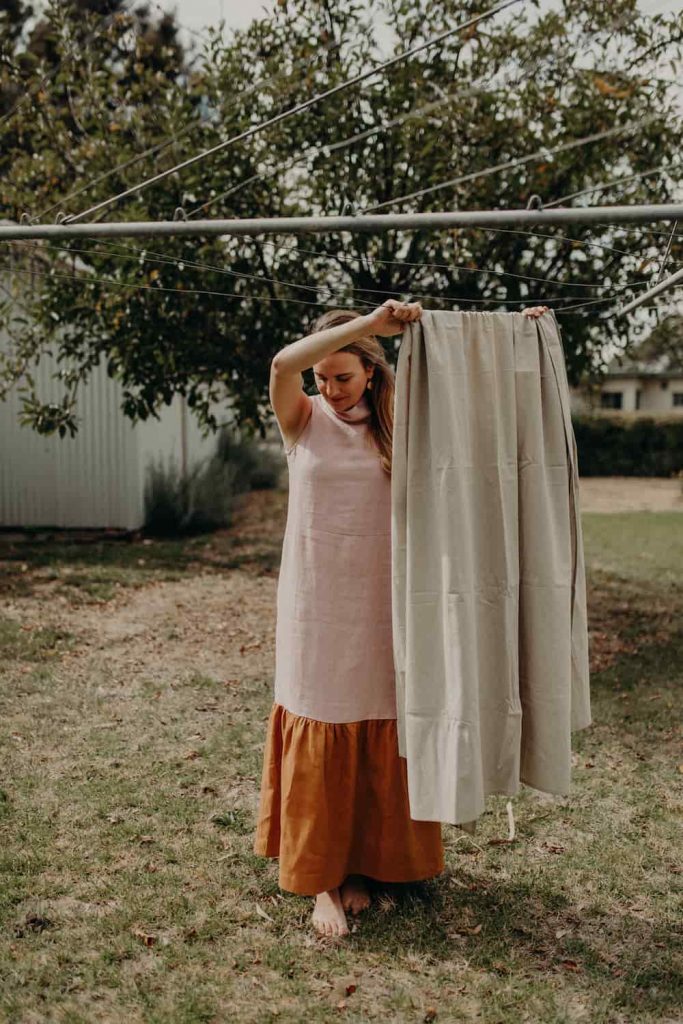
[313,353,372,411]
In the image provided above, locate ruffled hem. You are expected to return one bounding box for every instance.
[253,702,445,895]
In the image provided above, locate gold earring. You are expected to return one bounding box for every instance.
[367,378,373,390]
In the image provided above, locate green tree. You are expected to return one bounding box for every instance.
[633,313,683,370]
[1,0,682,438]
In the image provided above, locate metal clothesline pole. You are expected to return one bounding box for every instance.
[2,204,683,241]
[614,264,683,317]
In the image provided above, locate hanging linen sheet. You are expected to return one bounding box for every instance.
[391,309,592,828]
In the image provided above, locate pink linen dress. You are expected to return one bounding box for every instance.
[273,391,397,722]
[253,387,445,895]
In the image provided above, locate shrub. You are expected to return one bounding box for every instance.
[143,455,238,537]
[573,414,683,477]
[213,423,281,491]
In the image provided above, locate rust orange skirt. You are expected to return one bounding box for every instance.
[253,702,445,896]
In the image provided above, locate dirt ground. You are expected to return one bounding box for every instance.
[577,475,683,513]
[1,477,681,1022]
[0,475,678,733]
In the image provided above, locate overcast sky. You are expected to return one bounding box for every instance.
[156,0,680,46]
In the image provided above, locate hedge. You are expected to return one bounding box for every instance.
[573,413,683,477]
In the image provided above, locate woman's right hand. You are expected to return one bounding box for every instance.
[365,299,423,337]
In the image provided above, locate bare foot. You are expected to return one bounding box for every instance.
[340,874,371,916]
[311,887,349,937]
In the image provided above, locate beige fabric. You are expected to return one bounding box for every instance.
[391,310,592,827]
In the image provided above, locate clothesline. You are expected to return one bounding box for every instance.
[32,31,347,223]
[2,238,654,308]
[3,250,680,319]
[3,201,682,319]
[60,1,524,225]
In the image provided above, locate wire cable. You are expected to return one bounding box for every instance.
[233,232,653,297]
[3,254,679,319]
[6,239,679,319]
[654,220,680,283]
[2,238,649,312]
[359,113,668,213]
[542,164,674,208]
[185,53,546,219]
[30,34,345,224]
[61,0,524,224]
[0,252,376,310]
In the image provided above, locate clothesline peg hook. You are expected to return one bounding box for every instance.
[340,199,356,217]
[173,206,189,222]
[526,194,544,211]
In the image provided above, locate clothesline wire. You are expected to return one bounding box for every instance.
[3,7,679,323]
[8,237,648,306]
[32,58,531,226]
[589,219,682,260]
[2,258,680,321]
[655,220,679,283]
[0,257,375,310]
[543,163,674,209]
[1,229,655,311]
[358,111,675,214]
[472,223,670,263]
[4,2,202,224]
[34,125,199,224]
[183,54,546,220]
[60,0,524,224]
[36,106,673,303]
[12,223,645,295]
[32,33,346,223]
[233,234,651,290]
[0,239,662,319]
[565,290,679,313]
[11,0,681,244]
[32,21,573,227]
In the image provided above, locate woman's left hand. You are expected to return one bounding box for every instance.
[521,305,550,318]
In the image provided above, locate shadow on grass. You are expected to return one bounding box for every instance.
[0,488,287,602]
[350,875,681,1017]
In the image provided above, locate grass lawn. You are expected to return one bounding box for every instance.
[0,489,681,1023]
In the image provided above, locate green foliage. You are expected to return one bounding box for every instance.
[213,423,282,492]
[574,413,683,476]
[1,0,682,441]
[142,424,280,537]
[143,454,239,537]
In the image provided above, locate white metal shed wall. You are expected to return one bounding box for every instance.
[0,344,230,530]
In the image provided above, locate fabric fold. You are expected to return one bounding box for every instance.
[391,310,592,827]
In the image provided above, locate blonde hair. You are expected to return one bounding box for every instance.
[309,308,394,475]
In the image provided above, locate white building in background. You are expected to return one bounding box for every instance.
[0,241,230,530]
[569,348,683,416]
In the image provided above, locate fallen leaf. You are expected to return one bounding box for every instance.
[132,927,156,947]
[456,923,482,935]
[593,75,634,98]
[255,903,275,923]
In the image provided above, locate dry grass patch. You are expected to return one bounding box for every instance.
[0,489,681,1023]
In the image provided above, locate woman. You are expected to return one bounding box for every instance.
[254,297,550,938]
